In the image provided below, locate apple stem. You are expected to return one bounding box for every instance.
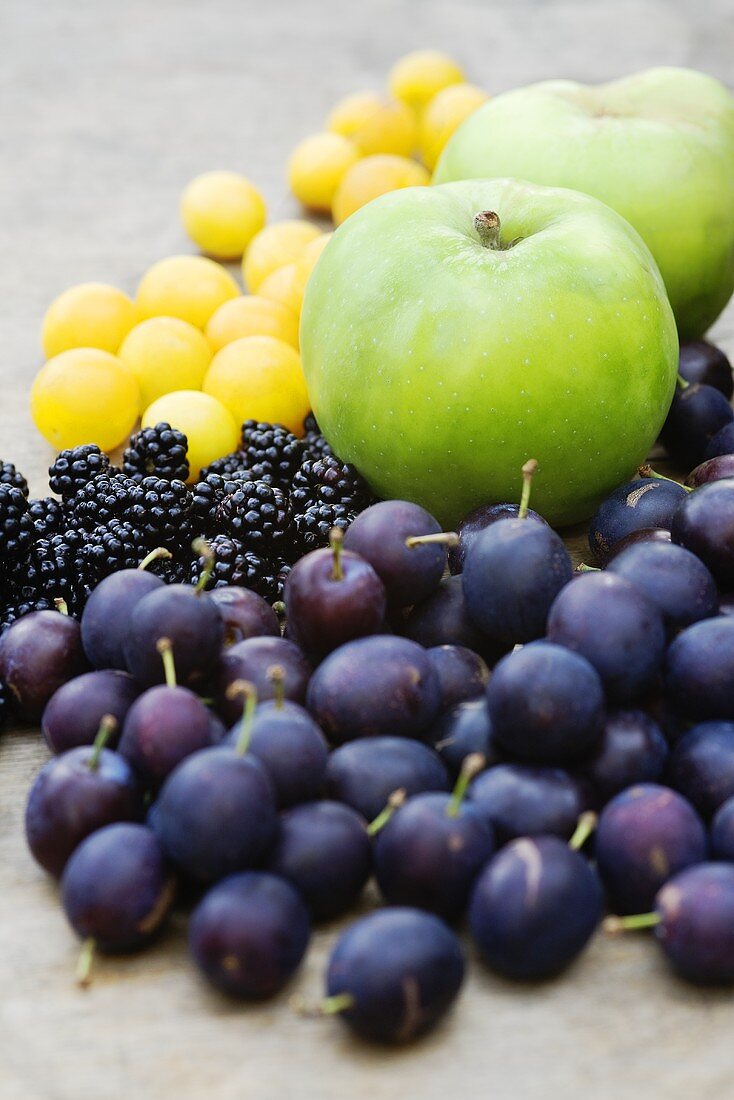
[268,664,286,710]
[227,679,257,755]
[518,459,538,519]
[87,715,118,771]
[568,811,597,851]
[405,532,459,550]
[156,637,177,688]
[474,210,502,250]
[367,788,407,836]
[138,547,172,571]
[603,911,661,935]
[76,937,96,987]
[330,527,344,581]
[446,753,485,817]
[192,538,215,595]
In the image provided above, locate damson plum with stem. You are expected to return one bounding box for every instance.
[307,635,441,744]
[678,340,733,398]
[42,670,138,753]
[284,529,386,659]
[80,550,167,669]
[462,461,573,647]
[468,819,602,980]
[325,736,450,820]
[659,380,734,468]
[606,541,718,635]
[343,499,447,607]
[426,645,489,710]
[25,717,142,876]
[0,609,89,722]
[671,481,734,586]
[216,636,311,724]
[209,585,280,646]
[313,907,465,1044]
[61,822,176,986]
[664,618,734,720]
[468,763,589,844]
[595,783,707,914]
[404,575,506,665]
[373,754,494,921]
[268,800,371,920]
[686,454,734,488]
[579,711,669,804]
[447,500,547,575]
[428,698,502,778]
[587,477,687,563]
[547,572,666,704]
[667,722,734,819]
[189,872,310,999]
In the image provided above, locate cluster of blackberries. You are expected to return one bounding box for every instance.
[0,417,374,634]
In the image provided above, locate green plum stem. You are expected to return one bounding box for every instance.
[568,811,597,851]
[272,601,286,617]
[577,563,600,573]
[76,937,96,987]
[367,788,406,836]
[138,547,173,571]
[268,664,286,710]
[446,752,485,817]
[330,527,344,581]
[156,637,177,688]
[518,459,538,519]
[192,538,215,594]
[405,532,459,550]
[676,374,690,391]
[87,715,118,771]
[603,911,661,935]
[291,991,355,1018]
[228,680,257,755]
[473,210,502,250]
[637,465,691,492]
[53,598,69,616]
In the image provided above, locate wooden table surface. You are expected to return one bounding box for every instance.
[2,2,734,1097]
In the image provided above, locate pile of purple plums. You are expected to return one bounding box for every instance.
[5,336,734,1045]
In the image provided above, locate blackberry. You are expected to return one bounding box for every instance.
[302,414,333,460]
[0,486,34,564]
[69,472,144,531]
[123,422,189,483]
[0,461,28,497]
[187,472,258,535]
[81,520,146,579]
[28,496,66,538]
[291,501,356,554]
[30,530,91,613]
[136,477,190,546]
[189,535,277,598]
[291,454,371,514]
[216,481,290,550]
[240,421,304,487]
[49,444,110,499]
[145,550,193,586]
[200,452,251,479]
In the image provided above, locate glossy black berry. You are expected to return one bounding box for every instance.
[189,536,277,598]
[240,421,304,487]
[0,461,28,497]
[0,486,34,565]
[217,481,290,550]
[27,496,66,538]
[49,444,110,500]
[122,422,189,483]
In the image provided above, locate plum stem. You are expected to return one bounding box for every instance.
[637,464,691,492]
[268,664,286,710]
[676,374,690,391]
[87,715,118,771]
[577,563,600,573]
[474,210,502,250]
[518,459,538,519]
[367,788,407,836]
[291,991,355,1018]
[405,532,459,550]
[76,937,96,987]
[568,811,597,851]
[156,637,177,688]
[330,527,344,581]
[446,752,485,817]
[227,679,257,755]
[138,547,173,571]
[53,597,69,616]
[603,911,661,935]
[192,538,215,594]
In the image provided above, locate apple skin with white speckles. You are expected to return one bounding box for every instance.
[300,178,677,527]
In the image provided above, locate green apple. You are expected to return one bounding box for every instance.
[300,178,678,527]
[433,67,734,339]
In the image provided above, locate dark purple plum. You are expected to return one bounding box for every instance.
[118,685,215,788]
[588,478,687,564]
[448,501,547,575]
[42,670,138,753]
[403,575,507,665]
[664,618,734,720]
[323,908,465,1043]
[547,572,666,704]
[189,872,310,999]
[216,636,311,724]
[25,722,142,876]
[123,584,224,688]
[704,422,734,461]
[686,453,734,488]
[659,381,733,468]
[468,763,588,844]
[668,722,734,819]
[268,801,371,920]
[426,645,488,710]
[209,585,280,646]
[672,481,734,585]
[0,610,89,722]
[284,532,386,659]
[604,527,672,561]
[606,541,718,635]
[307,635,441,744]
[429,698,502,777]
[325,736,450,820]
[343,499,446,607]
[486,642,603,763]
[711,796,734,860]
[595,783,707,913]
[61,823,175,979]
[579,711,668,803]
[678,340,733,398]
[81,569,164,669]
[469,835,603,979]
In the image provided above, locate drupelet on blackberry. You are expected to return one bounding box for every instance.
[0,461,28,497]
[216,481,290,550]
[49,444,110,499]
[28,496,66,538]
[189,535,277,598]
[239,421,304,488]
[123,423,189,483]
[0,485,34,564]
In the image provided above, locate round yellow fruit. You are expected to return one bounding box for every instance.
[388,50,465,113]
[31,348,140,452]
[118,316,213,409]
[141,390,239,479]
[257,263,307,317]
[41,283,137,359]
[205,295,299,352]
[136,255,239,329]
[295,233,332,281]
[242,220,321,292]
[203,335,310,436]
[288,133,360,212]
[180,171,267,260]
[420,83,489,170]
[332,155,430,225]
[327,91,417,157]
